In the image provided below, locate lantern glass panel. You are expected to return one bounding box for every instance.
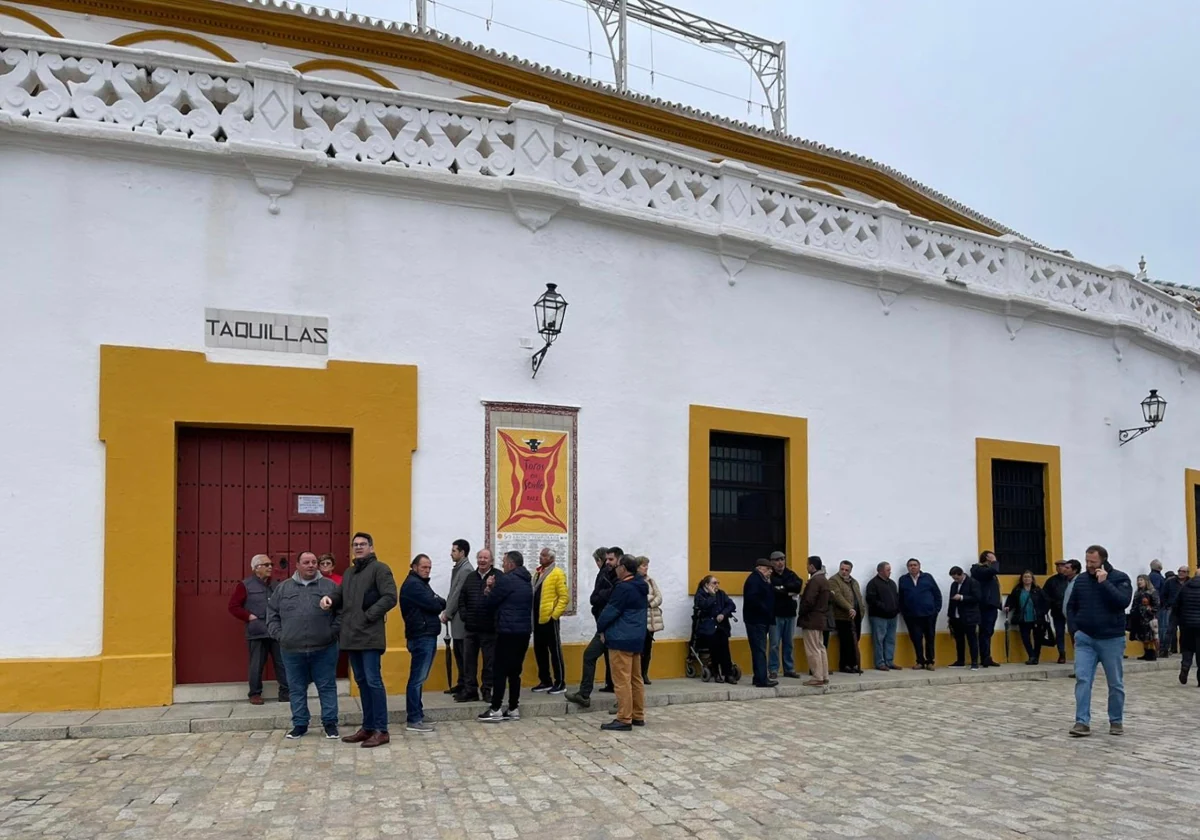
[1142,390,1166,424]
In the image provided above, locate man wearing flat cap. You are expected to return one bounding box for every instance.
[768,551,803,679]
[743,557,778,687]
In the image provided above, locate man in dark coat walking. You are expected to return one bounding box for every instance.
[477,551,534,722]
[320,532,398,748]
[971,551,1002,667]
[743,557,777,688]
[947,566,982,670]
[1174,567,1200,685]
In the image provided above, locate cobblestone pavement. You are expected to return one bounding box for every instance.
[2,670,1197,840]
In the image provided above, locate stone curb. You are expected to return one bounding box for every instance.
[0,659,1174,742]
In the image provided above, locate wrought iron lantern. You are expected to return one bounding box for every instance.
[1118,389,1167,445]
[531,283,568,378]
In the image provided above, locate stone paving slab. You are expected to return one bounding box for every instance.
[0,659,1175,743]
[0,668,1194,840]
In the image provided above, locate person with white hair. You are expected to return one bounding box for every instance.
[227,553,290,705]
[531,546,568,694]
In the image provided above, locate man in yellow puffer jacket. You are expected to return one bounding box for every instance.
[531,547,570,693]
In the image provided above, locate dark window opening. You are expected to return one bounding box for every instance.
[991,459,1047,576]
[709,432,786,573]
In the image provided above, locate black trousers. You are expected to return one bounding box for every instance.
[642,631,654,679]
[451,638,465,691]
[904,615,937,665]
[1018,622,1040,661]
[704,632,733,678]
[835,617,862,670]
[979,607,999,663]
[463,630,496,697]
[490,632,530,711]
[533,618,566,687]
[950,618,980,665]
[247,638,289,699]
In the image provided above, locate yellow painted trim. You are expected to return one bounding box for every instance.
[0,346,417,714]
[799,180,845,198]
[0,2,63,36]
[457,93,511,107]
[1186,469,1200,574]
[689,406,808,597]
[294,58,397,89]
[975,438,1064,587]
[109,29,237,62]
[19,0,998,233]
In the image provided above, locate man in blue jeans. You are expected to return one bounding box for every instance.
[399,553,446,734]
[768,551,803,679]
[321,532,398,748]
[743,557,777,688]
[1066,544,1133,737]
[267,551,341,739]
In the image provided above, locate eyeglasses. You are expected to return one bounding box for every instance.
[255,563,273,569]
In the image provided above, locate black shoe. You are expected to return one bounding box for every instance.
[285,726,307,739]
[724,675,738,685]
[277,695,290,703]
[601,720,632,731]
[565,691,590,708]
[598,685,615,693]
[548,685,566,695]
[454,692,480,703]
[753,680,779,688]
[323,723,339,739]
[642,677,652,685]
[1180,669,1189,685]
[531,683,553,693]
[949,661,965,668]
[632,719,645,727]
[444,686,463,695]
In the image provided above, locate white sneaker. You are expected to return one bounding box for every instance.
[502,706,520,722]
[477,707,504,723]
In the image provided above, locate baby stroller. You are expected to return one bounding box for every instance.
[685,602,742,682]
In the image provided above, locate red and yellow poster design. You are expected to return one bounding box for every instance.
[493,427,572,599]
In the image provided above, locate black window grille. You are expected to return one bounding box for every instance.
[1194,486,1200,561]
[709,432,786,573]
[991,459,1048,576]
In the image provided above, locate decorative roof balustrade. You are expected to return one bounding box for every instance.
[2,32,1196,357]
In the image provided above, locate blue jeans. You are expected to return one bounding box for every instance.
[747,623,770,684]
[869,616,897,667]
[405,636,437,725]
[1158,608,1174,652]
[281,645,339,729]
[1073,631,1125,725]
[1052,614,1067,657]
[348,649,388,733]
[769,616,796,673]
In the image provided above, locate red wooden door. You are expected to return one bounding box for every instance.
[175,429,351,684]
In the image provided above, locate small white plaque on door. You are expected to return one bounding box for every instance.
[296,494,326,515]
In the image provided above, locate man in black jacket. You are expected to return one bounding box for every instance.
[769,552,803,679]
[478,551,534,722]
[743,557,777,688]
[865,561,900,671]
[971,551,1002,667]
[947,566,982,670]
[399,554,446,734]
[1162,567,1188,657]
[1042,560,1073,664]
[457,549,498,703]
[1176,568,1200,685]
[566,546,622,708]
[1067,545,1133,737]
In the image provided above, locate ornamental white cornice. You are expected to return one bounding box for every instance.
[2,32,1198,364]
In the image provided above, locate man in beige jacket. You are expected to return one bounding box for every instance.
[828,560,865,674]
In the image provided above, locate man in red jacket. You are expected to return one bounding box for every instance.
[228,554,289,704]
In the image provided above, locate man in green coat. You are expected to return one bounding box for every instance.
[828,560,865,674]
[320,532,397,748]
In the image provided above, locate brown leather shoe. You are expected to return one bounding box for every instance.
[361,731,390,748]
[924,664,935,671]
[341,728,373,744]
[249,695,264,706]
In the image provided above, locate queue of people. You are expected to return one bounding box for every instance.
[228,535,1193,744]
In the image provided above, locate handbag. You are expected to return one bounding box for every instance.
[1039,623,1057,648]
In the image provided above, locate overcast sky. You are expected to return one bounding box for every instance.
[334,0,1199,285]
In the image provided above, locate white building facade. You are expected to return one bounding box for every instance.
[2,0,1198,712]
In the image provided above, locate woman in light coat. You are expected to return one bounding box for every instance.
[638,556,664,684]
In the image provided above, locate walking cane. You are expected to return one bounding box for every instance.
[1003,614,1011,664]
[443,627,454,690]
[853,618,863,674]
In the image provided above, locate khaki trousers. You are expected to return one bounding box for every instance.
[804,629,829,681]
[609,650,645,724]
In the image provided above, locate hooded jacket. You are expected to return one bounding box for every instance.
[487,564,534,636]
[266,572,341,652]
[596,575,649,652]
[329,554,398,651]
[400,571,447,640]
[1066,563,1133,640]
